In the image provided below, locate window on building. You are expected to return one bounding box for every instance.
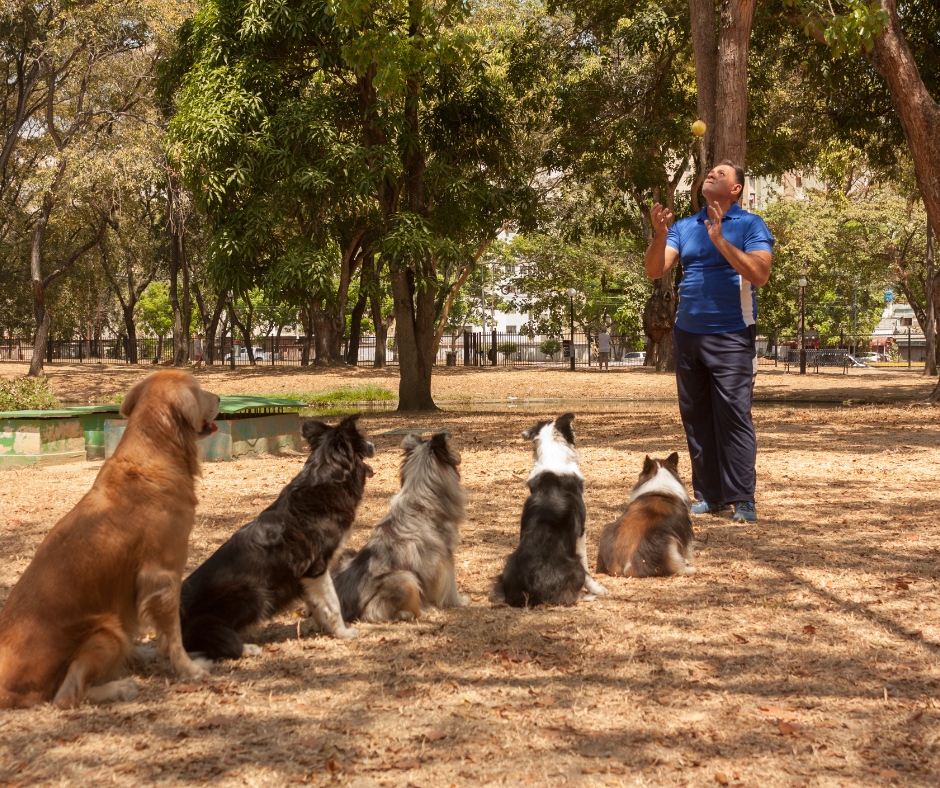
[900,317,913,326]
[506,326,517,335]
[795,175,802,188]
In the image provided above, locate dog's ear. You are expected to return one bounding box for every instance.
[666,452,680,469]
[302,420,330,449]
[642,455,655,475]
[339,414,362,430]
[429,432,452,461]
[119,376,149,418]
[521,421,545,441]
[172,380,204,432]
[555,412,576,444]
[402,433,423,453]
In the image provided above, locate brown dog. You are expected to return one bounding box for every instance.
[0,370,220,708]
[596,453,695,578]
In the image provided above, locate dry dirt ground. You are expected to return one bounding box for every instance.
[0,366,938,788]
[0,361,937,404]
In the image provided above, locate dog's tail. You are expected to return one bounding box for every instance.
[664,537,695,576]
[359,571,422,623]
[181,616,244,661]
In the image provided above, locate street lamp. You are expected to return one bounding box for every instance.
[567,287,576,371]
[798,275,807,375]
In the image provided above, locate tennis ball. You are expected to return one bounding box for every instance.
[691,120,706,136]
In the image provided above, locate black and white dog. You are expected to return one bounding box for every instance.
[596,453,695,577]
[332,432,468,623]
[179,416,375,660]
[492,413,608,607]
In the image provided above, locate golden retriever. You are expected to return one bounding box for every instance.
[0,370,220,708]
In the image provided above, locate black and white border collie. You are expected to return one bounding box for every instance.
[492,413,608,607]
[596,453,695,577]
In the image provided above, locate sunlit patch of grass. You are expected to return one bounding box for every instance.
[259,384,397,406]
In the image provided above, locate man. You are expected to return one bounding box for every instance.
[194,333,205,370]
[597,327,611,371]
[643,161,774,523]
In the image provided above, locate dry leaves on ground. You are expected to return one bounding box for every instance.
[0,368,938,787]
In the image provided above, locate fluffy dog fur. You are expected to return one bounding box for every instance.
[596,453,695,577]
[0,370,220,708]
[492,413,608,607]
[179,416,375,660]
[332,432,468,624]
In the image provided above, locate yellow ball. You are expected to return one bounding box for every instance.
[691,120,706,136]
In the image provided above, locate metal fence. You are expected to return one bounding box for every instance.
[1,330,927,371]
[0,332,649,368]
[759,332,928,372]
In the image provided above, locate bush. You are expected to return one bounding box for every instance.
[497,341,518,358]
[0,376,61,411]
[538,338,561,359]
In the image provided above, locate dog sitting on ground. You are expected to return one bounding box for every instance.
[0,370,220,708]
[332,432,468,623]
[179,416,375,660]
[491,413,608,607]
[595,453,695,577]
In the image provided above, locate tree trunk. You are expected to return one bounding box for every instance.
[689,0,756,172]
[867,1,940,254]
[27,198,53,377]
[346,288,368,365]
[311,298,345,366]
[169,229,184,366]
[393,268,438,411]
[300,307,313,366]
[918,218,936,377]
[689,0,718,173]
[204,291,227,365]
[123,307,139,364]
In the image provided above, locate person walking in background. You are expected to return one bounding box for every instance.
[642,161,774,523]
[597,327,611,371]
[194,333,205,370]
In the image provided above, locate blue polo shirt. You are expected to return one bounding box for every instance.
[666,203,774,334]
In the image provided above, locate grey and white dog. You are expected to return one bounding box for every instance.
[331,432,469,623]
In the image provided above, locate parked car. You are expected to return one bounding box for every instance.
[224,346,278,362]
[860,353,889,363]
[844,355,872,368]
[622,351,646,363]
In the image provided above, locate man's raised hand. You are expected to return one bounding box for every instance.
[651,203,674,236]
[703,200,725,243]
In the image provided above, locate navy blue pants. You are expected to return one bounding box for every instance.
[673,325,757,505]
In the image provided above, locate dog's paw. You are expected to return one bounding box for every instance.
[335,627,359,640]
[679,566,697,575]
[586,580,610,595]
[457,594,471,607]
[110,679,140,702]
[395,610,416,621]
[582,594,597,602]
[241,644,263,657]
[182,657,212,680]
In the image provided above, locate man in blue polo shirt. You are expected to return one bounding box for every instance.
[643,161,774,523]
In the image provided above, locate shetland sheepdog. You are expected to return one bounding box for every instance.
[492,413,608,607]
[332,432,468,623]
[596,453,695,577]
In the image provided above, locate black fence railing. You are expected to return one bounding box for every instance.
[0,332,649,368]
